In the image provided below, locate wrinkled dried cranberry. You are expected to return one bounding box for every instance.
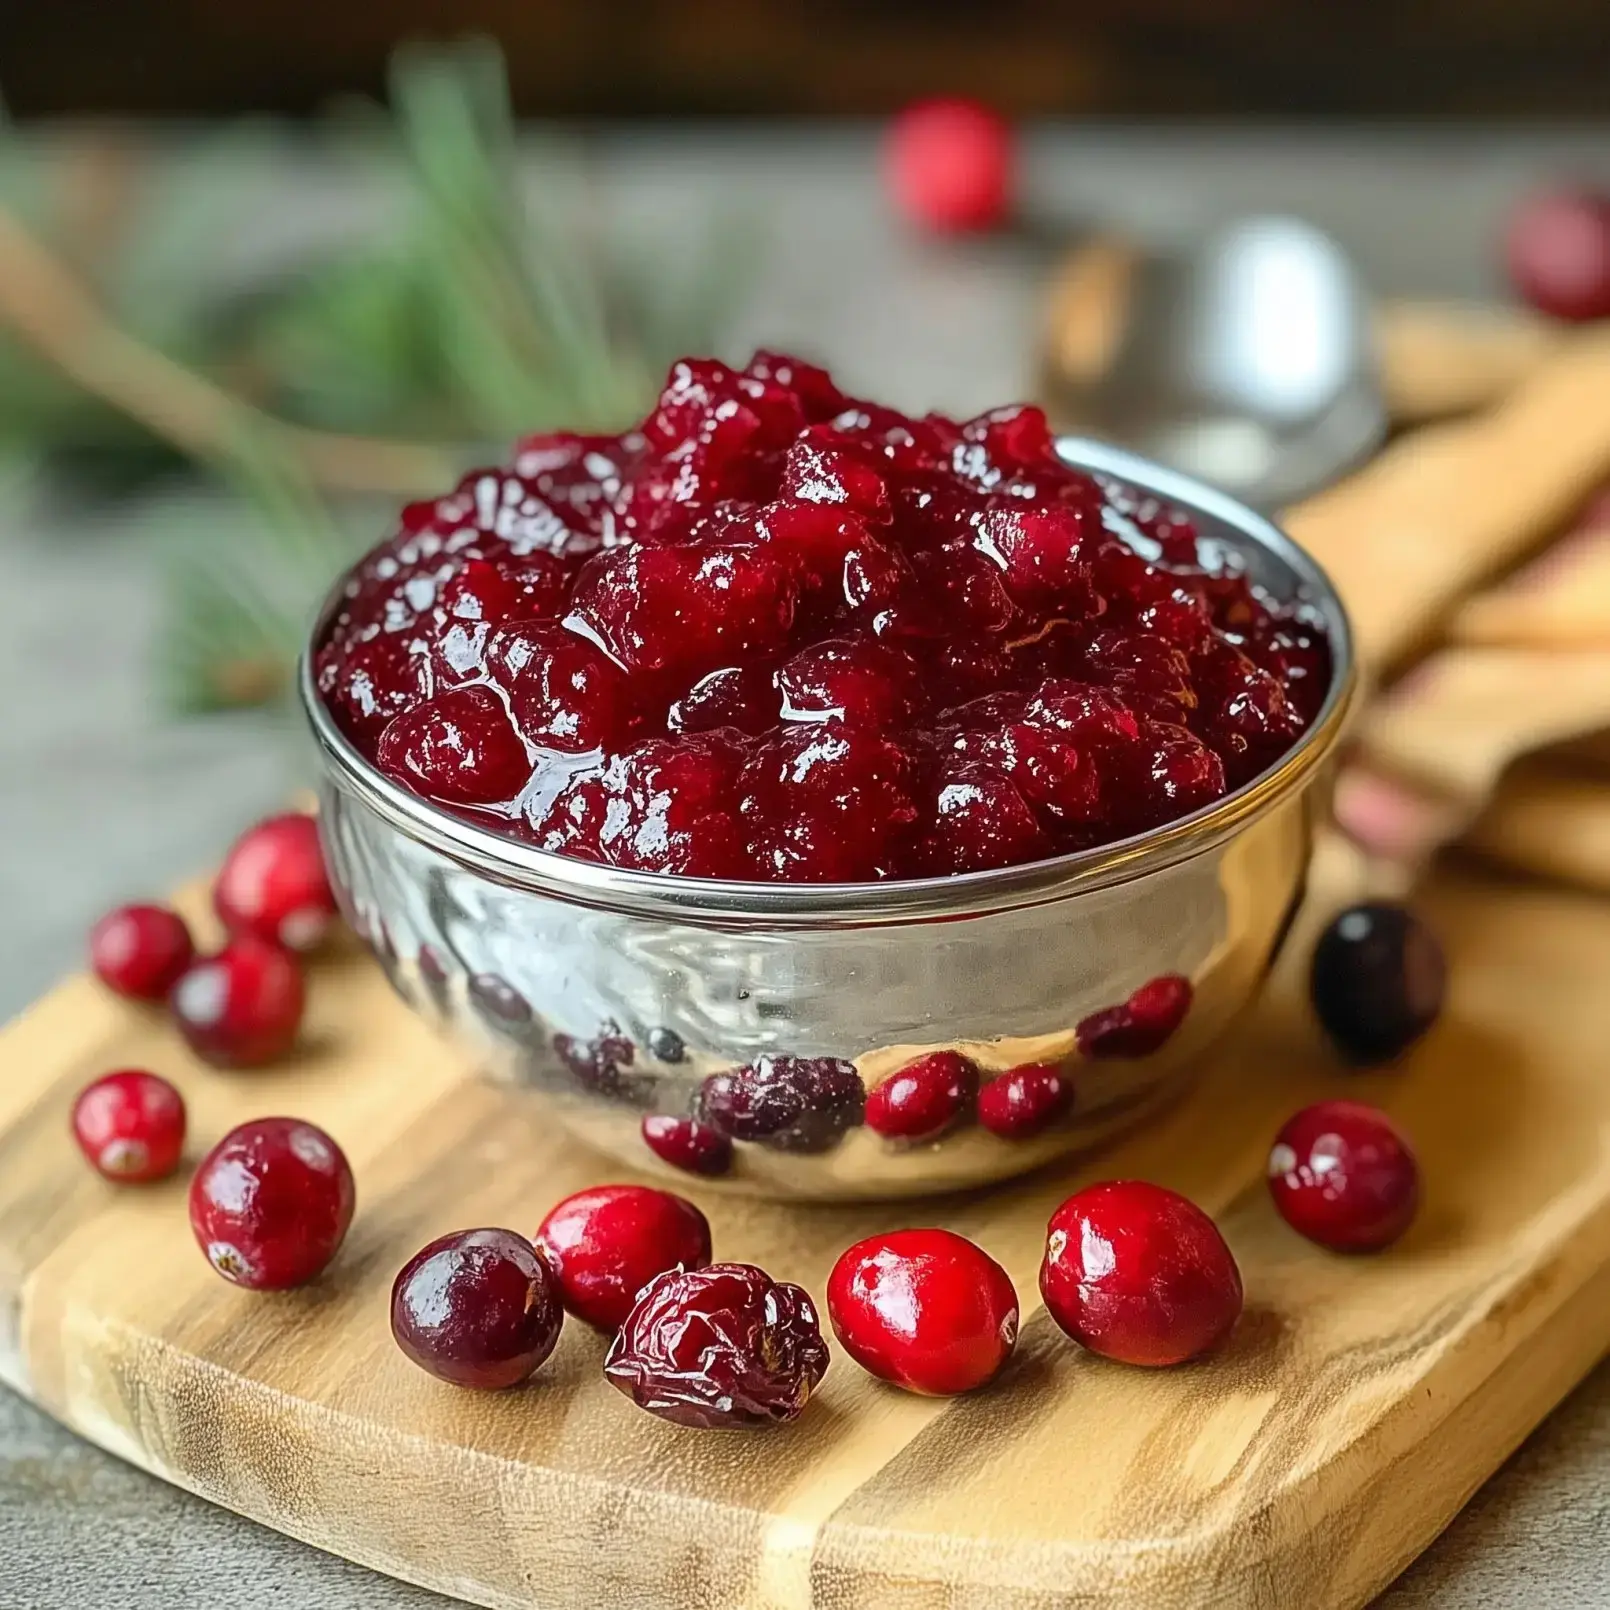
[978,1064,1070,1139]
[641,1113,733,1177]
[1076,975,1193,1059]
[865,1052,979,1141]
[699,1054,865,1152]
[604,1262,830,1428]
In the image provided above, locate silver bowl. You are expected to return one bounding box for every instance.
[300,439,1355,1200]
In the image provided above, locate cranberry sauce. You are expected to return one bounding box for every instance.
[316,353,1331,883]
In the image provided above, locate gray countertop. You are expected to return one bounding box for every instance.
[4,123,1610,1608]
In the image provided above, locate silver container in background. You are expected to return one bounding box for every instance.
[300,439,1355,1200]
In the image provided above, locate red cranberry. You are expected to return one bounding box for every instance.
[1076,974,1193,1060]
[376,685,531,806]
[89,903,194,1002]
[641,1114,733,1177]
[865,1052,979,1142]
[71,1069,186,1183]
[189,1117,355,1289]
[698,1054,865,1152]
[1310,902,1446,1065]
[1268,1101,1420,1253]
[213,813,338,952]
[1505,187,1610,322]
[488,620,636,752]
[391,1228,564,1388]
[884,98,1014,234]
[1039,1181,1243,1366]
[603,1262,830,1429]
[827,1228,1018,1396]
[917,763,1050,875]
[171,938,305,1068]
[775,638,925,732]
[534,1184,712,1332]
[552,1024,646,1103]
[978,1064,1071,1139]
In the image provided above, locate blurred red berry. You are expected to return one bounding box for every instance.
[884,98,1014,234]
[1505,187,1610,323]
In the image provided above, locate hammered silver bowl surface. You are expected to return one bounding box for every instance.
[300,438,1356,1200]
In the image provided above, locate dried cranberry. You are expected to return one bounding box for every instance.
[1310,903,1446,1065]
[827,1228,1018,1395]
[1039,1181,1242,1366]
[641,1114,734,1177]
[552,1024,644,1102]
[1268,1101,1420,1252]
[698,1054,865,1152]
[171,938,305,1068]
[865,1052,979,1142]
[1076,975,1193,1059]
[376,685,531,806]
[604,1262,829,1428]
[71,1069,186,1183]
[535,1183,712,1331]
[89,903,194,1002]
[189,1117,355,1289]
[978,1064,1071,1139]
[391,1228,564,1388]
[213,813,338,952]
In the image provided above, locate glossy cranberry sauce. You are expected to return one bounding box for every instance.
[316,352,1330,882]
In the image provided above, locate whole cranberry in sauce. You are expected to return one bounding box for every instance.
[170,938,306,1068]
[865,1052,980,1142]
[604,1262,830,1429]
[391,1228,564,1388]
[71,1070,186,1183]
[189,1117,355,1289]
[89,904,194,1002]
[213,813,339,952]
[1310,902,1446,1066]
[534,1184,712,1332]
[1039,1180,1242,1367]
[1268,1100,1420,1253]
[827,1228,1018,1396]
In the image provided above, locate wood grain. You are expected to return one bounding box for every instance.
[4,861,1610,1609]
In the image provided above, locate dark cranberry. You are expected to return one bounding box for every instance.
[641,1114,733,1178]
[1076,975,1193,1060]
[865,1052,979,1142]
[534,1184,712,1332]
[1268,1101,1420,1253]
[171,938,305,1068]
[391,1227,564,1388]
[317,627,434,747]
[775,638,925,731]
[916,763,1050,875]
[827,1228,1018,1395]
[488,620,635,752]
[698,1054,865,1152]
[376,685,530,806]
[1039,1180,1243,1367]
[667,663,781,736]
[71,1069,186,1183]
[978,1064,1070,1139]
[552,1024,644,1102]
[603,1262,829,1429]
[646,1027,686,1063]
[1506,187,1610,322]
[1310,902,1446,1065]
[468,972,531,1025]
[213,813,338,952]
[89,903,194,1002]
[189,1117,355,1289]
[884,98,1014,234]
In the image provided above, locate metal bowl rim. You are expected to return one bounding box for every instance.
[298,435,1357,926]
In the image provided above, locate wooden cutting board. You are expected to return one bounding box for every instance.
[3,861,1610,1610]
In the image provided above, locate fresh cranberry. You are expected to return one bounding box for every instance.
[1076,975,1193,1059]
[1268,1101,1420,1252]
[391,1227,564,1388]
[978,1064,1071,1139]
[1310,902,1446,1065]
[171,938,305,1068]
[641,1114,733,1177]
[534,1184,712,1332]
[1039,1181,1243,1366]
[189,1117,355,1289]
[71,1069,186,1183]
[376,685,531,806]
[213,813,338,952]
[865,1052,979,1142]
[699,1054,865,1152]
[603,1262,830,1428]
[827,1228,1018,1395]
[89,903,194,1002]
[1505,187,1610,322]
[884,98,1014,234]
